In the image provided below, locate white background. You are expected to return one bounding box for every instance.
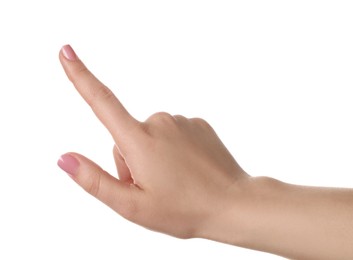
[0,1,352,259]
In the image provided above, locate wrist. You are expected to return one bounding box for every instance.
[196,176,285,248]
[195,175,353,259]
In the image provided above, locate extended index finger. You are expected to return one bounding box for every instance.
[59,45,140,142]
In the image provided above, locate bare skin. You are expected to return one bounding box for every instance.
[58,45,353,260]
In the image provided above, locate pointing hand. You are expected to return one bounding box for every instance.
[58,45,249,239]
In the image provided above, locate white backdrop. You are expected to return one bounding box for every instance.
[0,1,352,259]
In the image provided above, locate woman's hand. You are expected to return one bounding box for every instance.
[58,45,249,239]
[58,45,353,259]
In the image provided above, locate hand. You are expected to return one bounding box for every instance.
[58,45,249,239]
[58,45,353,259]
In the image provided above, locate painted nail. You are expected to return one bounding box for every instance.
[61,45,77,61]
[57,153,79,176]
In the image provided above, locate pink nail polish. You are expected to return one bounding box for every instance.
[61,45,77,61]
[57,153,79,176]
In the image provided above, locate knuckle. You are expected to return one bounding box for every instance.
[121,201,138,220]
[143,112,176,135]
[75,65,90,77]
[85,171,102,198]
[118,191,141,221]
[88,86,115,109]
[146,112,174,124]
[191,117,211,127]
[173,114,187,122]
[68,65,89,83]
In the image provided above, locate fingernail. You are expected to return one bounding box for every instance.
[61,45,77,61]
[57,153,79,176]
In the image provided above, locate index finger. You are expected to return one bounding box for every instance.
[59,45,140,142]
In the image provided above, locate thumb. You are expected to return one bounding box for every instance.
[57,153,141,218]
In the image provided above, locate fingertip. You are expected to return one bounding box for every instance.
[57,153,80,177]
[60,44,78,61]
[59,44,88,85]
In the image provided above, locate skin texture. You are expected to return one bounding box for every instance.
[58,45,353,260]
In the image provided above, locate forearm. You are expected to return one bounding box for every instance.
[200,177,353,259]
